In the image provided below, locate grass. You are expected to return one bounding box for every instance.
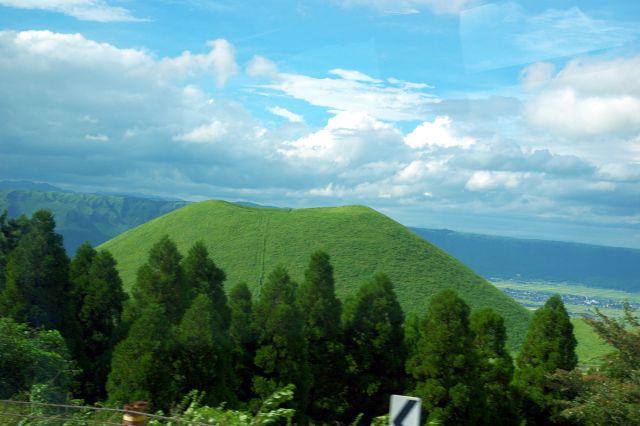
[99,200,531,350]
[572,317,612,368]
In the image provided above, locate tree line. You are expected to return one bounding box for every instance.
[0,209,638,425]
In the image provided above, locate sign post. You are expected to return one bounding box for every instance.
[389,395,421,426]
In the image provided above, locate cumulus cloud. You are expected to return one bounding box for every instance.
[279,111,404,167]
[246,55,278,78]
[267,106,304,123]
[523,55,640,136]
[0,0,144,22]
[404,116,475,149]
[174,121,227,143]
[162,39,238,87]
[259,68,438,121]
[466,170,523,191]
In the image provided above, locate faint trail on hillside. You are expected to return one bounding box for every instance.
[257,212,270,288]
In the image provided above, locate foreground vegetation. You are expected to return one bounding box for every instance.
[1,209,638,425]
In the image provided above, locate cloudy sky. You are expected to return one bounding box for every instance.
[0,0,639,248]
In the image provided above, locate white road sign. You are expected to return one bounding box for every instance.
[389,394,421,426]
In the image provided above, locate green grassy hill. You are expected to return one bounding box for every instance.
[100,200,531,349]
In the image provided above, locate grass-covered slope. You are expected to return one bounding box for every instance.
[0,189,186,254]
[100,200,530,349]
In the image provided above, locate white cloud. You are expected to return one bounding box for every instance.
[267,106,304,123]
[338,0,476,15]
[519,62,555,91]
[84,133,109,142]
[524,55,640,136]
[246,55,278,78]
[260,69,438,121]
[405,116,475,149]
[162,39,238,87]
[0,0,144,22]
[466,171,523,191]
[174,121,227,143]
[328,69,382,83]
[279,111,403,167]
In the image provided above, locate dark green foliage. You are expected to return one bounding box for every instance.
[107,303,174,411]
[72,248,127,402]
[407,289,482,425]
[515,294,577,423]
[0,210,30,290]
[342,273,406,422]
[0,210,80,353]
[182,241,229,329]
[228,282,256,404]
[297,251,347,421]
[174,293,236,406]
[252,266,311,415]
[132,235,188,324]
[470,308,518,425]
[0,317,74,400]
[549,303,640,425]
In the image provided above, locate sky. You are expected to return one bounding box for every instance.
[0,0,639,248]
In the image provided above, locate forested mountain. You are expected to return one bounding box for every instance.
[0,186,186,254]
[100,200,531,349]
[412,228,640,292]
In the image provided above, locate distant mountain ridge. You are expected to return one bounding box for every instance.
[99,200,531,350]
[411,228,640,292]
[0,186,187,254]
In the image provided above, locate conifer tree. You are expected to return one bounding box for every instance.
[107,303,174,411]
[0,210,79,350]
[470,308,518,425]
[407,289,482,425]
[229,282,256,404]
[132,235,187,324]
[342,273,406,422]
[74,249,127,402]
[515,294,577,423]
[297,251,347,421]
[174,293,236,406]
[182,241,230,328]
[252,266,310,415]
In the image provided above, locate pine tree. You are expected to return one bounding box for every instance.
[0,210,79,352]
[252,266,311,416]
[342,273,406,422]
[470,308,518,425]
[296,251,347,421]
[407,289,482,425]
[131,235,187,324]
[107,303,174,411]
[174,293,236,406]
[228,282,256,404]
[74,250,127,402]
[515,294,577,423]
[182,241,230,329]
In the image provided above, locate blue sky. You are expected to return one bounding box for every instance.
[0,0,639,248]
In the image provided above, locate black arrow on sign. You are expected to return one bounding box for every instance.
[393,399,417,426]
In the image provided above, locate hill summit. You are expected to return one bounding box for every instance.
[100,200,530,348]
